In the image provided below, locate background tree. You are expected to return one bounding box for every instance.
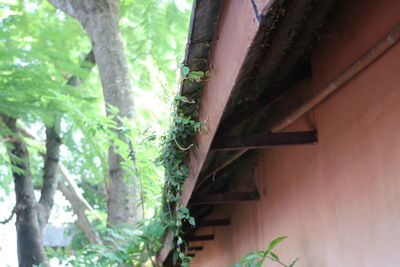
[47,0,143,228]
[0,0,190,266]
[0,2,99,264]
[47,0,191,228]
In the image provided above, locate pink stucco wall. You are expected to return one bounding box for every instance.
[190,0,400,266]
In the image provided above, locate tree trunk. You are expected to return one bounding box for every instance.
[87,10,142,228]
[19,125,103,245]
[37,49,94,226]
[17,49,102,245]
[1,115,46,267]
[84,7,142,227]
[48,0,143,228]
[0,49,97,266]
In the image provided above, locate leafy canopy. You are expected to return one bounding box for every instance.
[0,1,192,262]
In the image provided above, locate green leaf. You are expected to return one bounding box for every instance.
[270,251,280,261]
[177,237,183,245]
[289,258,299,267]
[264,236,288,256]
[188,216,195,226]
[180,66,190,77]
[240,251,263,262]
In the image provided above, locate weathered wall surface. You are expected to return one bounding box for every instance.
[190,0,400,266]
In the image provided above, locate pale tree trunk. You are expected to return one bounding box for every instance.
[57,50,104,243]
[53,50,104,243]
[57,166,102,244]
[48,0,143,228]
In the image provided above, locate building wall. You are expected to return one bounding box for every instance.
[190,0,400,266]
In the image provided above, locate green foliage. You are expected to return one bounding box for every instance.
[0,0,195,265]
[0,0,95,123]
[0,0,191,205]
[154,66,209,266]
[47,217,170,266]
[157,95,199,200]
[0,0,104,198]
[234,237,299,267]
[121,0,191,90]
[80,105,166,214]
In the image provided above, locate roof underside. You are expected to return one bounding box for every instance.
[187,0,336,217]
[163,0,338,263]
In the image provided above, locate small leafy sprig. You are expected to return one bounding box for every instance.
[180,65,210,82]
[173,205,196,267]
[234,236,299,267]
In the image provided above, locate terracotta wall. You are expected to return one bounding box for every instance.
[190,0,400,266]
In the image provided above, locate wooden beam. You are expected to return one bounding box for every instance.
[191,192,259,205]
[188,246,203,251]
[197,219,231,227]
[187,253,195,257]
[186,235,214,241]
[211,131,318,151]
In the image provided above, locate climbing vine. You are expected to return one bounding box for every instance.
[156,66,209,266]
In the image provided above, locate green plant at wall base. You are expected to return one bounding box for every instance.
[43,221,168,266]
[234,236,299,267]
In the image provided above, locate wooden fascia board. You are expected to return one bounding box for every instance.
[180,1,271,207]
[157,0,278,263]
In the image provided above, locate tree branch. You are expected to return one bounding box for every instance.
[38,125,62,227]
[58,165,102,244]
[39,48,95,227]
[0,207,15,224]
[82,181,108,199]
[47,0,78,19]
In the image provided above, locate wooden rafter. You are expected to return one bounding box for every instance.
[197,219,231,227]
[188,246,203,251]
[211,131,318,151]
[191,192,259,205]
[186,235,215,241]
